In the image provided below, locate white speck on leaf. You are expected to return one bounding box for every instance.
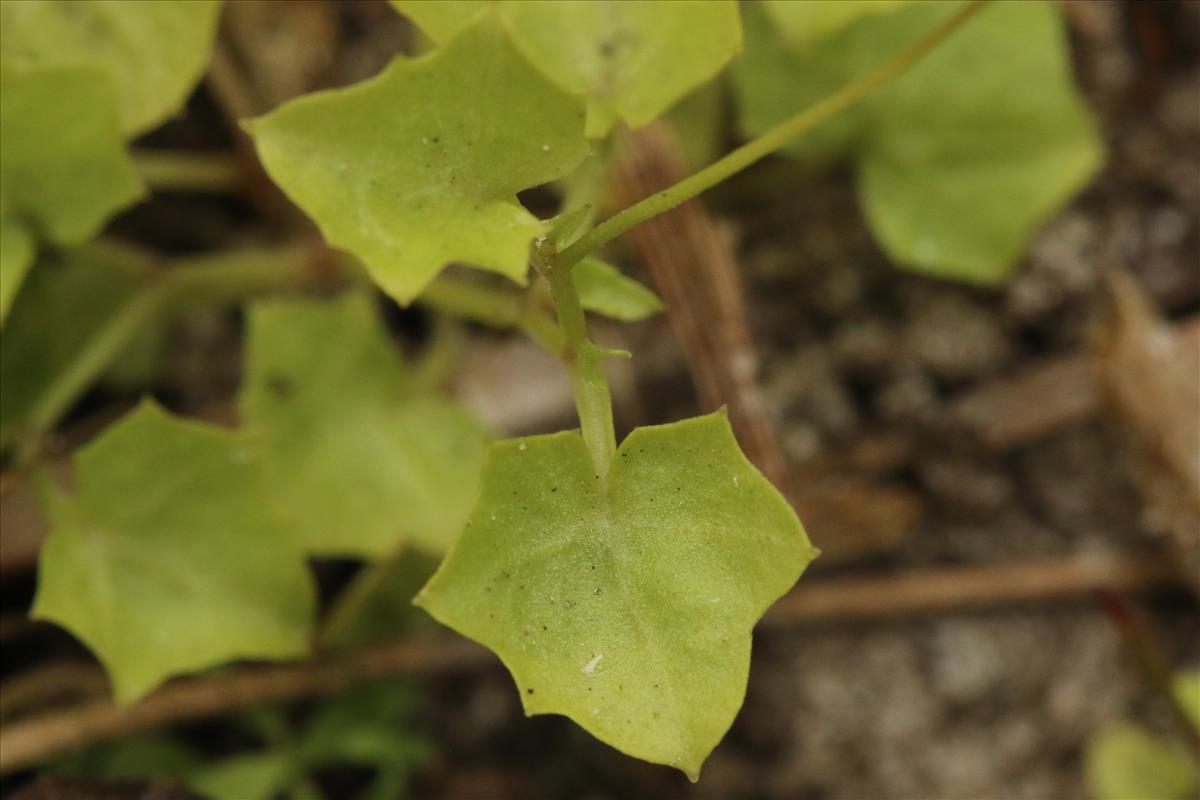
[582,653,604,675]
[542,144,550,152]
[732,475,739,488]
[518,442,527,451]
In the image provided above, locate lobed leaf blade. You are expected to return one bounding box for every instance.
[0,0,222,135]
[33,401,316,704]
[239,291,488,557]
[417,410,817,779]
[247,13,588,304]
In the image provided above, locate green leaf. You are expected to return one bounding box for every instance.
[298,680,430,769]
[0,0,222,135]
[0,242,164,451]
[0,216,34,323]
[574,258,663,322]
[762,0,910,51]
[247,13,588,304]
[54,734,203,782]
[239,291,488,557]
[33,401,316,703]
[188,752,295,800]
[1086,724,1200,800]
[0,63,143,245]
[734,0,1103,283]
[394,0,742,137]
[416,410,817,779]
[1175,670,1200,734]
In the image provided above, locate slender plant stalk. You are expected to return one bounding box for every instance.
[559,0,991,268]
[13,243,562,463]
[16,286,168,466]
[133,150,242,194]
[536,241,616,477]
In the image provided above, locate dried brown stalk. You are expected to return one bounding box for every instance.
[1,552,1184,773]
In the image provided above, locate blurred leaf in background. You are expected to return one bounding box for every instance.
[734,0,1103,284]
[33,401,316,703]
[0,65,142,322]
[240,291,488,558]
[56,680,429,800]
[0,0,222,135]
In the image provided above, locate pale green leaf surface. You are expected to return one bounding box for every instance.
[0,63,143,246]
[574,258,663,321]
[239,292,487,557]
[0,0,222,135]
[0,242,162,450]
[856,1,1103,283]
[1175,670,1200,733]
[763,0,910,51]
[33,401,316,703]
[1086,723,1200,800]
[247,14,587,304]
[735,0,1103,283]
[417,410,817,779]
[395,0,741,137]
[0,216,34,323]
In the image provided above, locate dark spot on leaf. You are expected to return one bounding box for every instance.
[527,688,534,695]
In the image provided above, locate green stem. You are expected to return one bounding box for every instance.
[419,275,522,327]
[559,0,990,268]
[133,150,242,194]
[16,284,168,466]
[537,242,616,477]
[12,243,565,462]
[14,246,316,464]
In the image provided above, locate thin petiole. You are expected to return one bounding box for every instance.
[536,240,616,478]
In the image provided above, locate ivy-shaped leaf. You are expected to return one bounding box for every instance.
[417,411,817,779]
[762,0,911,52]
[394,0,742,137]
[239,291,488,557]
[0,63,143,320]
[0,242,161,450]
[734,0,1103,283]
[0,0,223,135]
[574,259,663,322]
[247,13,588,305]
[33,401,316,703]
[1086,724,1200,800]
